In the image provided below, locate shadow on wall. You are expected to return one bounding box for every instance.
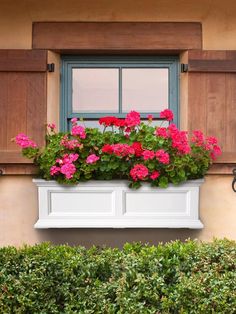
[35,229,201,248]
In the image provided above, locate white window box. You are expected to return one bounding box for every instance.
[33,179,204,229]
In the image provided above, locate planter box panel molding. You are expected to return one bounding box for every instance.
[33,180,204,229]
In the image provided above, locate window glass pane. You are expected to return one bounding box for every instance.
[72,68,119,113]
[122,68,168,112]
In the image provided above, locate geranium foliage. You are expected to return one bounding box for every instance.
[15,110,221,188]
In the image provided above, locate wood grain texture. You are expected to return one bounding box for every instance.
[0,73,8,152]
[207,163,236,175]
[188,50,236,72]
[32,22,202,51]
[188,51,236,165]
[205,73,226,152]
[0,164,38,175]
[225,74,236,152]
[0,72,47,164]
[188,72,207,134]
[0,50,47,72]
[0,152,34,164]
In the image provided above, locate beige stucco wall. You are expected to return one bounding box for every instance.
[0,175,235,247]
[1,0,236,50]
[0,0,235,246]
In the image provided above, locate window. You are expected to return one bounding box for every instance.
[61,56,179,131]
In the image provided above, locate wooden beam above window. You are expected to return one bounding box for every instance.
[32,22,202,52]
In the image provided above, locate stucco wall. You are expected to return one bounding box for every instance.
[0,0,235,246]
[1,0,236,50]
[0,175,235,247]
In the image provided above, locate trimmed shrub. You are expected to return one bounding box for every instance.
[0,239,235,313]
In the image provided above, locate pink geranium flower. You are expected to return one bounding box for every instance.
[71,125,86,139]
[51,153,79,179]
[71,117,78,126]
[155,127,169,139]
[60,163,76,179]
[50,165,61,176]
[130,164,149,181]
[156,149,170,164]
[86,154,100,164]
[160,109,174,121]
[47,123,56,131]
[125,111,141,127]
[191,130,204,146]
[142,150,155,160]
[150,170,160,180]
[210,145,222,160]
[60,135,81,150]
[15,133,37,148]
[168,124,191,154]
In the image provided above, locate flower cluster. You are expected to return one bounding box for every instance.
[71,125,86,139]
[50,153,79,179]
[160,109,174,121]
[15,109,222,188]
[86,154,100,164]
[15,133,37,148]
[191,130,221,160]
[99,111,140,130]
[60,135,81,150]
[130,164,149,181]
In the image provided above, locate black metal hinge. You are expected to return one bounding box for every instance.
[47,63,55,72]
[232,168,236,192]
[181,64,188,73]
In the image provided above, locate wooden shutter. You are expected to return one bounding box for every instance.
[0,50,47,174]
[187,50,236,174]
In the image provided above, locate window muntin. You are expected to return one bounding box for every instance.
[61,56,179,131]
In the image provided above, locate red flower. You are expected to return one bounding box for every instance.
[131,142,143,157]
[111,144,135,157]
[160,109,174,121]
[99,116,118,127]
[102,144,113,154]
[114,119,126,128]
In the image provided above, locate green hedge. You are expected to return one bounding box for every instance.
[0,239,235,313]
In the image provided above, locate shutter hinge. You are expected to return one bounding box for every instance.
[232,168,236,192]
[181,64,188,73]
[47,63,55,72]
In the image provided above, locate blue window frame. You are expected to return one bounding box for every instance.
[61,56,179,131]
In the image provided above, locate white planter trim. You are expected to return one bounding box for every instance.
[33,179,204,229]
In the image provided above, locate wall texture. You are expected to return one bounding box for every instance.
[0,0,235,247]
